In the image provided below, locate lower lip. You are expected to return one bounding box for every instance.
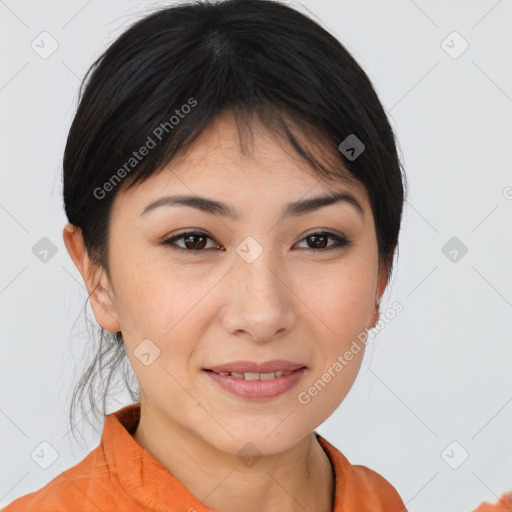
[204,368,307,399]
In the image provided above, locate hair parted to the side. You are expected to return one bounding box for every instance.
[63,0,407,444]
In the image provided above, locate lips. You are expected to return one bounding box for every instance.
[204,359,306,374]
[210,370,296,380]
[204,366,307,399]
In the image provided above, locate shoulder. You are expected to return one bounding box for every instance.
[315,433,406,511]
[349,463,407,510]
[1,446,117,512]
[471,491,512,512]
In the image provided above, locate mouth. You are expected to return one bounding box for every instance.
[203,359,307,376]
[202,366,307,399]
[203,368,305,380]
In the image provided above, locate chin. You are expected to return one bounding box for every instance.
[202,421,308,459]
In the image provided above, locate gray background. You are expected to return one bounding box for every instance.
[1,1,511,511]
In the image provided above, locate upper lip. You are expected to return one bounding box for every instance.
[204,360,307,374]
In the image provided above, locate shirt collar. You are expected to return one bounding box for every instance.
[102,402,350,511]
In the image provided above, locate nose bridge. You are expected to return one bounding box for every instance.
[235,234,282,296]
[223,234,294,339]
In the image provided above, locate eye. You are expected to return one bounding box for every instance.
[295,231,352,251]
[161,230,352,253]
[161,231,222,253]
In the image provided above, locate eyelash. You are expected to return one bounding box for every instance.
[161,230,352,254]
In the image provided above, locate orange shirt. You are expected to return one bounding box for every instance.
[2,403,406,511]
[471,492,512,512]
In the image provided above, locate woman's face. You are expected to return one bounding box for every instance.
[88,110,388,455]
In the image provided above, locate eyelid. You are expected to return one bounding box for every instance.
[301,227,349,240]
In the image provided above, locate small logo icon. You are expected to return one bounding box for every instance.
[31,441,59,469]
[32,237,58,263]
[441,31,469,59]
[442,237,468,263]
[441,441,469,469]
[338,134,365,161]
[31,31,59,59]
[134,338,161,366]
[236,236,263,264]
[237,442,263,467]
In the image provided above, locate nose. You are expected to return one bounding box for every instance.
[220,246,296,342]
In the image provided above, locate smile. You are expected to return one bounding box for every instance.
[210,370,295,379]
[203,367,307,399]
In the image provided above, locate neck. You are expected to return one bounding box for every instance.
[132,401,334,512]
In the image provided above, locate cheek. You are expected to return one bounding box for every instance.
[117,268,205,400]
[294,263,376,418]
[299,260,377,336]
[113,257,215,370]
[109,237,185,331]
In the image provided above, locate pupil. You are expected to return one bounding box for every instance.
[309,234,327,249]
[185,234,206,250]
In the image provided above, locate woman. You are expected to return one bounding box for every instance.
[2,0,409,510]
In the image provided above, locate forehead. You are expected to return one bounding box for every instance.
[113,110,369,216]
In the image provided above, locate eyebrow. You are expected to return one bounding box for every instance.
[140,191,364,220]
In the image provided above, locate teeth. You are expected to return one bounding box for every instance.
[216,370,295,379]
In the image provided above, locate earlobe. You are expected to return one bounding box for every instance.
[369,260,391,329]
[62,223,121,333]
[87,273,122,333]
[369,303,380,330]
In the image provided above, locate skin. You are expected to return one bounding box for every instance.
[63,110,390,512]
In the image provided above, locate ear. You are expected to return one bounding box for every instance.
[369,258,391,329]
[62,222,121,333]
